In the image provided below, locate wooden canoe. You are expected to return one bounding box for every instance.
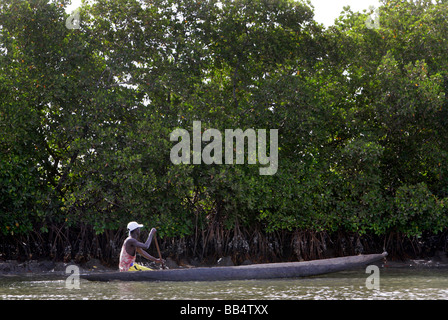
[81,252,387,282]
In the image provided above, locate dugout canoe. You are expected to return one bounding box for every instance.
[81,252,387,282]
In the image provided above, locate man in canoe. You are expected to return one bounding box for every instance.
[119,221,164,272]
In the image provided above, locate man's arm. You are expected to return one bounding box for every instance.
[131,228,157,250]
[136,247,163,263]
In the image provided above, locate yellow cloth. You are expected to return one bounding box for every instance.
[128,263,153,271]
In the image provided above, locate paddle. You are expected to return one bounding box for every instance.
[154,235,166,269]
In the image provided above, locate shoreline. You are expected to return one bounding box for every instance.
[1,251,448,277]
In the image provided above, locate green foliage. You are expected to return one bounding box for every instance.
[1,0,447,260]
[0,155,48,235]
[393,183,447,236]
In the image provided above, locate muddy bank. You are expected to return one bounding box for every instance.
[0,258,112,276]
[1,250,448,276]
[0,255,239,275]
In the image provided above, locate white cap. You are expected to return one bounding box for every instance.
[127,221,143,232]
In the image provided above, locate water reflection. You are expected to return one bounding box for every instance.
[1,268,447,300]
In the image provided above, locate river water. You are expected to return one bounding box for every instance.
[0,267,447,300]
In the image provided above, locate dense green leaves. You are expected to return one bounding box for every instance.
[1,0,447,260]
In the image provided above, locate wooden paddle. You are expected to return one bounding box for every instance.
[154,235,166,269]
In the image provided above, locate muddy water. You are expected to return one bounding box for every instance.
[0,267,447,300]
